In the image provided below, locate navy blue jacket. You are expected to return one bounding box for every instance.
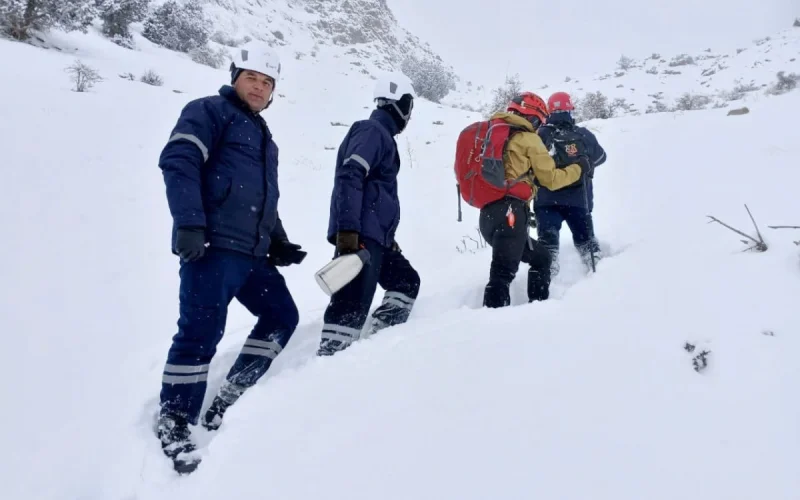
[327,109,401,248]
[159,85,286,257]
[535,113,607,210]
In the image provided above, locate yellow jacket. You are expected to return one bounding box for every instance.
[490,111,582,199]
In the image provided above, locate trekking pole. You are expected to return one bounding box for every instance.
[580,158,597,273]
[456,184,463,222]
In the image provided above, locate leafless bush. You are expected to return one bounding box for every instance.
[574,91,613,121]
[189,45,228,69]
[483,73,522,118]
[610,97,634,115]
[140,69,164,86]
[669,54,695,67]
[617,55,635,70]
[66,60,102,92]
[211,31,250,47]
[646,99,669,114]
[673,93,712,111]
[765,71,799,95]
[400,53,456,103]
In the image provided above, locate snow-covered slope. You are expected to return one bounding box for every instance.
[1,22,800,500]
[447,27,800,116]
[390,0,796,92]
[201,0,451,76]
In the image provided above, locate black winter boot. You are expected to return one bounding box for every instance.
[157,413,201,474]
[528,266,550,302]
[202,382,246,431]
[483,280,511,308]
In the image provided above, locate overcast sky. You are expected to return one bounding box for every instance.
[388,0,797,90]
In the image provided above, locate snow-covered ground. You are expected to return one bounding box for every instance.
[443,27,800,118]
[390,0,796,91]
[1,24,799,500]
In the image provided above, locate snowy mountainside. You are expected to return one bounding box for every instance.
[200,0,452,76]
[445,26,800,116]
[1,19,800,500]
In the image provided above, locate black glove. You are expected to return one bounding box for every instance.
[336,231,360,255]
[268,239,307,267]
[175,227,206,262]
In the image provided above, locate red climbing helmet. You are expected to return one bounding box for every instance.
[507,92,549,123]
[547,91,575,112]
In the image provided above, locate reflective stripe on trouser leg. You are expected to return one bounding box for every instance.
[224,336,286,393]
[319,323,362,355]
[371,291,416,334]
[159,249,255,424]
[319,238,386,356]
[160,300,228,423]
[222,260,300,398]
[160,363,211,421]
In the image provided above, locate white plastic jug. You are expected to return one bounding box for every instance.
[314,249,371,296]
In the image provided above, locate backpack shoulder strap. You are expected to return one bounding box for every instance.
[499,125,536,186]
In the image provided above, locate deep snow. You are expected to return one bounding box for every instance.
[1,23,799,500]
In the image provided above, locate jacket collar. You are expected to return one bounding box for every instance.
[219,85,270,137]
[370,108,400,136]
[546,111,575,128]
[219,85,266,119]
[219,85,249,110]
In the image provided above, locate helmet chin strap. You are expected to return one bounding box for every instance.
[376,98,412,130]
[262,92,274,110]
[391,101,411,124]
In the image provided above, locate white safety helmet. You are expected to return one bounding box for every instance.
[373,72,416,101]
[231,43,281,84]
[373,72,416,131]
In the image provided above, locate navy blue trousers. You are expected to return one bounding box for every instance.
[534,205,600,259]
[319,238,420,356]
[160,249,299,424]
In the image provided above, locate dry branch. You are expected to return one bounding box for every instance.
[707,204,768,252]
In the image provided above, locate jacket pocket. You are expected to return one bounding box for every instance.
[378,186,399,233]
[204,173,232,210]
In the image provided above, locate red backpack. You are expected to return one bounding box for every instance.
[454,118,532,210]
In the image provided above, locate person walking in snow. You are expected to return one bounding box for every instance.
[480,92,586,308]
[156,44,306,474]
[534,91,607,274]
[317,73,421,356]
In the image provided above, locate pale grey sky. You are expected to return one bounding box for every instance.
[388,0,796,89]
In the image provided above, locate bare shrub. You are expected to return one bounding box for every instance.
[765,71,799,95]
[66,60,102,92]
[140,69,164,86]
[483,74,523,118]
[574,92,613,121]
[189,45,228,69]
[673,93,712,111]
[617,55,635,70]
[669,54,695,67]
